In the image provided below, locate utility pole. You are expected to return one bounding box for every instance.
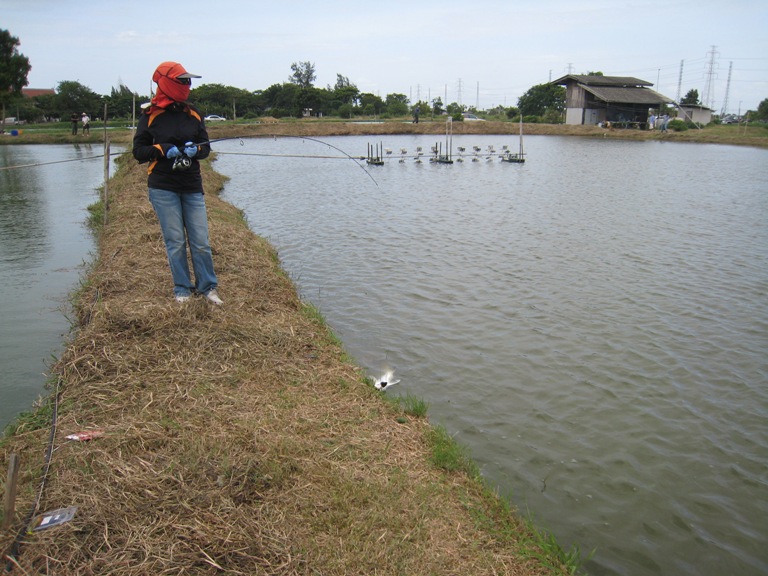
[457,78,463,107]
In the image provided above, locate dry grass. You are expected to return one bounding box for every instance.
[1,154,562,575]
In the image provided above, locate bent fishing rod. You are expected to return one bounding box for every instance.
[188,134,378,187]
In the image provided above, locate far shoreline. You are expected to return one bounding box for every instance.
[2,118,767,149]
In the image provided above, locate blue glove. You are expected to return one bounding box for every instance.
[166,146,181,159]
[184,142,198,158]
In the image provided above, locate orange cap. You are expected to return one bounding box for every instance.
[152,61,201,83]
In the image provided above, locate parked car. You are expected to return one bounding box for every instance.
[462,113,486,121]
[204,115,226,122]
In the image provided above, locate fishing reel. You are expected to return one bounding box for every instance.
[172,155,192,171]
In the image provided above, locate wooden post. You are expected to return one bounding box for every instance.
[103,102,110,226]
[3,454,20,530]
[103,139,110,226]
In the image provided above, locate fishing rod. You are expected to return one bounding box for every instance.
[190,134,378,187]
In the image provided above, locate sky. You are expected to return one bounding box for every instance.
[4,0,768,114]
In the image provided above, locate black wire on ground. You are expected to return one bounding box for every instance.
[3,377,61,573]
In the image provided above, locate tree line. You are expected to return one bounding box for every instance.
[3,60,559,124]
[6,29,765,127]
[2,30,565,125]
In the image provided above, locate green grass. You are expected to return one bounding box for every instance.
[86,199,106,231]
[396,393,428,418]
[1,395,55,440]
[518,511,593,575]
[427,424,480,477]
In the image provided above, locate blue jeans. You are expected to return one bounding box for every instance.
[148,188,218,297]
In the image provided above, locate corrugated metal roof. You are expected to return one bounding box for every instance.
[581,85,672,105]
[552,74,652,87]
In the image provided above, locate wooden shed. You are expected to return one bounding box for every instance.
[551,74,673,127]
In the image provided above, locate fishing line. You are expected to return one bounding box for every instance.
[0,152,120,172]
[291,135,379,188]
[216,151,365,160]
[1,135,379,187]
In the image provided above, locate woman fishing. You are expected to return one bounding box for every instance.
[132,61,223,305]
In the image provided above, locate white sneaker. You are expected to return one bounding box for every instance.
[205,289,223,305]
[175,294,191,303]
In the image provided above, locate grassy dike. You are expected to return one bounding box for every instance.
[1,151,579,574]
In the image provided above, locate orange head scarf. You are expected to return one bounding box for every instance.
[150,61,201,109]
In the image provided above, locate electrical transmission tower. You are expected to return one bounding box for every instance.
[702,45,719,110]
[720,61,733,116]
[676,60,684,102]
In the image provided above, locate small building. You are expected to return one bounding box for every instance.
[676,104,712,125]
[551,74,673,127]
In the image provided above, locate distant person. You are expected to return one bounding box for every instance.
[81,112,90,136]
[648,114,656,130]
[132,61,223,305]
[412,106,420,124]
[660,114,670,132]
[70,112,79,135]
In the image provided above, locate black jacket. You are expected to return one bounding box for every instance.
[132,103,211,194]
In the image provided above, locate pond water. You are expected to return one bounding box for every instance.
[213,134,768,576]
[1,136,766,575]
[0,144,120,431]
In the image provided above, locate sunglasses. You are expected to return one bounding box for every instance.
[175,77,192,85]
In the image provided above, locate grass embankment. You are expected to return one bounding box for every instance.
[0,153,574,574]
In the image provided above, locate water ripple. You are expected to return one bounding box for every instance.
[218,136,768,576]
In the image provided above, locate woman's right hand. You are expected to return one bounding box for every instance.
[166,146,181,159]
